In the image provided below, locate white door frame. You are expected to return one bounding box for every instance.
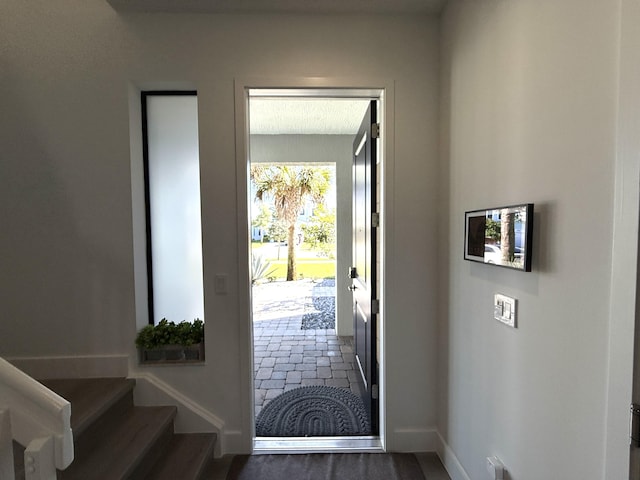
[234,77,395,453]
[605,1,640,477]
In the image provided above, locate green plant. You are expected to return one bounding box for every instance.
[266,219,288,243]
[485,218,501,241]
[251,253,277,285]
[302,205,336,248]
[135,318,204,349]
[252,204,273,242]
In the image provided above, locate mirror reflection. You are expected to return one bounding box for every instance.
[464,204,533,272]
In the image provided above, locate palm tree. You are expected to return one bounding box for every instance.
[250,164,331,281]
[500,208,515,263]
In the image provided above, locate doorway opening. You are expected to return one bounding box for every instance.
[244,89,384,452]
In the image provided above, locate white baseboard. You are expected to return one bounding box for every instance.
[5,355,128,379]
[434,431,471,480]
[382,427,471,480]
[130,372,226,457]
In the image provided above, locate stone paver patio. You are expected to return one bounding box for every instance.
[252,279,364,418]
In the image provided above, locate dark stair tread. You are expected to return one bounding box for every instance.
[59,405,176,480]
[40,378,135,437]
[145,433,216,480]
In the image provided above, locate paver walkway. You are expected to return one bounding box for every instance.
[252,279,364,418]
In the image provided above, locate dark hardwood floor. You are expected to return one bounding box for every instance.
[202,452,451,480]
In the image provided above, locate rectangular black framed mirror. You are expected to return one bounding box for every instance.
[464,204,534,272]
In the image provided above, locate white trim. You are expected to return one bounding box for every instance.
[0,357,73,474]
[234,78,255,454]
[5,355,129,380]
[130,372,225,457]
[605,1,639,478]
[355,131,367,157]
[434,431,472,480]
[234,77,395,453]
[254,436,383,454]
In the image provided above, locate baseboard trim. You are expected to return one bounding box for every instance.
[5,355,129,379]
[434,431,471,480]
[130,372,225,457]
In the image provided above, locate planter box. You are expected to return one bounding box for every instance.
[139,343,205,364]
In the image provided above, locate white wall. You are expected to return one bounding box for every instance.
[0,1,440,453]
[250,135,352,165]
[440,1,620,479]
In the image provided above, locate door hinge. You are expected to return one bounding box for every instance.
[371,212,380,228]
[372,384,379,400]
[631,404,640,447]
[371,123,380,139]
[372,299,380,315]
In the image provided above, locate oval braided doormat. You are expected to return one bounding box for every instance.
[255,386,371,437]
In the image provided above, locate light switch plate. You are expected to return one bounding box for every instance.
[214,274,228,294]
[494,293,517,328]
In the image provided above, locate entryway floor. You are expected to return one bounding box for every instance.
[203,452,452,480]
[252,279,364,419]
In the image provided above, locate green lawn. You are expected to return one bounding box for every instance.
[267,260,335,280]
[252,242,335,280]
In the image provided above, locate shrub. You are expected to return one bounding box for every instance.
[251,253,277,284]
[135,318,204,349]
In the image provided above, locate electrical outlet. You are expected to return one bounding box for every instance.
[494,294,516,328]
[486,456,504,480]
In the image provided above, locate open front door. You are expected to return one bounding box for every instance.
[351,101,378,434]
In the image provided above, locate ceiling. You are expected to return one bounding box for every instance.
[108,0,448,14]
[250,98,371,135]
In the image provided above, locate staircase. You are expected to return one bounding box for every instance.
[13,378,216,480]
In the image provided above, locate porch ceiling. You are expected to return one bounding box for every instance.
[250,98,371,135]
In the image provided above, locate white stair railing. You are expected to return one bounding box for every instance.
[0,357,73,480]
